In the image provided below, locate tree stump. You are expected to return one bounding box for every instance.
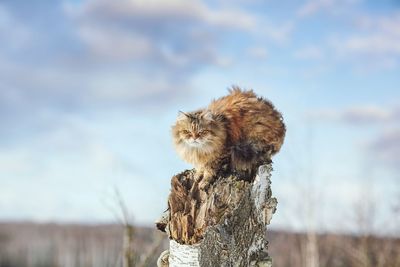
[156,163,277,267]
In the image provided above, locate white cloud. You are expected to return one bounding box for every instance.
[297,0,360,17]
[368,129,400,172]
[294,45,324,60]
[333,34,400,56]
[67,0,256,31]
[308,105,398,124]
[297,0,335,17]
[262,21,295,44]
[340,106,393,124]
[329,13,400,70]
[247,46,268,59]
[77,26,154,60]
[357,13,400,37]
[66,0,295,67]
[63,0,259,72]
[203,7,256,30]
[294,4,400,71]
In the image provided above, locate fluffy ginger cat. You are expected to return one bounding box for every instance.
[172,87,286,190]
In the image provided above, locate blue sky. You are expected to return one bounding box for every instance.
[0,0,399,234]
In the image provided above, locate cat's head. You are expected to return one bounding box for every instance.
[172,110,226,156]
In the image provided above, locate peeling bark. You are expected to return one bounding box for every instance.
[156,163,277,267]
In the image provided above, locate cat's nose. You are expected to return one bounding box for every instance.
[192,134,199,139]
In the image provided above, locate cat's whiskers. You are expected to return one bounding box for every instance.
[180,137,214,153]
[184,138,206,148]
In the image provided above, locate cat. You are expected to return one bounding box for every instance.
[172,87,286,190]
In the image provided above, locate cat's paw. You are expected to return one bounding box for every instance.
[193,169,215,191]
[198,178,211,191]
[193,171,203,184]
[199,173,215,191]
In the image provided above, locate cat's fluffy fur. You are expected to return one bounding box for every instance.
[172,87,286,189]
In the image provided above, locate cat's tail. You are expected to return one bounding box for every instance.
[230,140,272,172]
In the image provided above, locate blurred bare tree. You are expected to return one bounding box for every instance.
[108,188,137,267]
[107,188,166,267]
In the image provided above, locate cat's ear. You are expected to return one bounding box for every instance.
[177,111,189,121]
[202,111,214,121]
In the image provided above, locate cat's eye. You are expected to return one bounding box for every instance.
[200,130,210,135]
[181,130,190,135]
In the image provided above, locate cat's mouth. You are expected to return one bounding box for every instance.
[185,139,205,148]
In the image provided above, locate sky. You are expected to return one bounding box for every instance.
[0,0,399,234]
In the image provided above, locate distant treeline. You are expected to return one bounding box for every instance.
[0,222,399,267]
[0,222,165,267]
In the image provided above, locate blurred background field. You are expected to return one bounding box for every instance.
[1,223,400,267]
[1,0,400,266]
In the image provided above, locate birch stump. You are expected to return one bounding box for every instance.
[156,162,277,267]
